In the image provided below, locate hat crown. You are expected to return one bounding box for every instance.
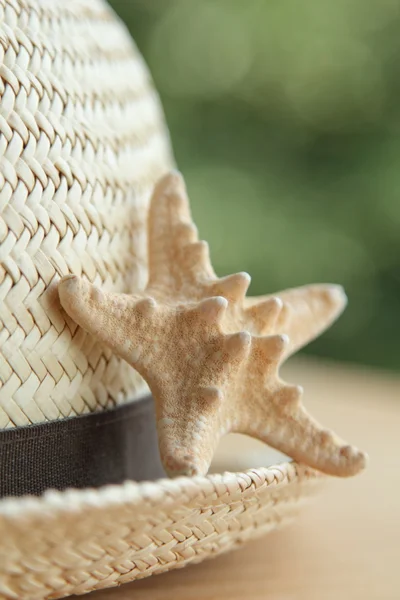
[0,0,173,428]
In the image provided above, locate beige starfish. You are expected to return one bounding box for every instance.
[58,171,367,478]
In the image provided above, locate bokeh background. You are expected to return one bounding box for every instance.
[110,0,400,371]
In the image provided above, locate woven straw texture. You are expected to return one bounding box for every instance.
[0,462,322,600]
[0,0,173,429]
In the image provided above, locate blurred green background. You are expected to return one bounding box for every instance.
[110,0,400,371]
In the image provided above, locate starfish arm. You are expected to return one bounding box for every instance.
[228,337,367,477]
[248,396,367,477]
[159,386,226,478]
[147,326,252,478]
[244,284,347,356]
[147,171,216,294]
[58,275,166,369]
[58,275,124,347]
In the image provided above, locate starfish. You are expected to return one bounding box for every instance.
[58,171,367,478]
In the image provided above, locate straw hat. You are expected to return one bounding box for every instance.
[0,1,365,599]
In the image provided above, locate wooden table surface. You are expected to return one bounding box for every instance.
[83,359,400,600]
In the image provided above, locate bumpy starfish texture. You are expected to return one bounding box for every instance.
[58,171,367,478]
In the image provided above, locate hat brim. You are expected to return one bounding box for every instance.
[0,461,322,600]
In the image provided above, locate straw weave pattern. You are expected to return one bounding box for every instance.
[0,463,322,599]
[0,0,173,428]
